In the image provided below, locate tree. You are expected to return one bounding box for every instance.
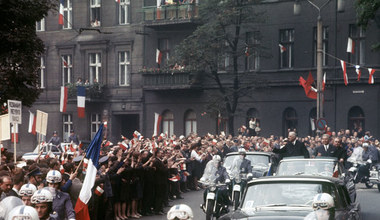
[356,0,380,50]
[172,0,266,135]
[0,0,57,114]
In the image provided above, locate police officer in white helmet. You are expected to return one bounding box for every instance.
[46,170,75,220]
[31,188,55,220]
[7,205,39,220]
[304,193,335,220]
[19,184,37,206]
[167,204,193,220]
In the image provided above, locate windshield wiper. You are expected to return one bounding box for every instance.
[293,172,305,175]
[256,203,287,208]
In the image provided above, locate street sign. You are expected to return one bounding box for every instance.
[36,110,48,136]
[316,118,328,130]
[7,100,22,124]
[0,114,10,141]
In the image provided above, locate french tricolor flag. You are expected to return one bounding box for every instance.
[59,0,64,25]
[60,86,68,113]
[77,86,86,118]
[75,124,104,220]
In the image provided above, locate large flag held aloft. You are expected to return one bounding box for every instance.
[75,124,104,220]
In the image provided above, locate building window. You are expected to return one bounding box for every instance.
[36,18,45,32]
[63,114,73,142]
[119,0,130,25]
[283,107,297,136]
[219,41,231,71]
[62,55,72,85]
[89,53,101,84]
[247,108,260,125]
[279,29,294,68]
[185,110,197,136]
[90,0,101,27]
[91,113,102,139]
[38,57,46,89]
[348,106,365,134]
[349,25,365,65]
[158,39,170,67]
[309,108,317,135]
[63,0,73,29]
[246,31,260,71]
[118,51,130,86]
[313,26,329,67]
[162,110,174,137]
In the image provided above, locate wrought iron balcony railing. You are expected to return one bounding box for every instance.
[142,3,199,25]
[142,70,202,90]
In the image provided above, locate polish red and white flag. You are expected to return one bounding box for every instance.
[368,68,376,84]
[340,60,348,86]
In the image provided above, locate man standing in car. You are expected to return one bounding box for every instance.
[273,131,310,159]
[315,134,336,157]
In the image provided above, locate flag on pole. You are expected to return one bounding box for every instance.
[153,113,162,137]
[346,37,354,53]
[368,68,375,84]
[299,76,317,99]
[245,44,250,57]
[322,72,326,91]
[340,60,348,86]
[156,49,162,65]
[77,86,86,118]
[75,124,104,220]
[59,0,64,25]
[355,65,361,81]
[279,44,286,53]
[60,86,68,113]
[28,111,37,135]
[61,56,69,67]
[115,0,120,3]
[11,124,18,143]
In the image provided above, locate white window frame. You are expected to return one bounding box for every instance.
[62,55,73,85]
[39,57,45,88]
[118,51,131,86]
[246,31,260,71]
[63,114,73,142]
[90,0,101,27]
[185,111,197,136]
[349,25,366,65]
[279,29,294,69]
[91,113,102,139]
[36,18,45,32]
[89,53,101,84]
[119,0,130,25]
[63,0,73,29]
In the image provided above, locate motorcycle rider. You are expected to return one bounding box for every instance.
[229,148,253,194]
[7,205,39,220]
[19,183,37,206]
[357,143,379,182]
[167,204,193,220]
[31,188,57,220]
[200,155,230,209]
[304,193,335,220]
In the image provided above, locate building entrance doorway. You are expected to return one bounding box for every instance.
[113,114,139,140]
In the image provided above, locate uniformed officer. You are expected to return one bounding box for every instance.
[47,131,61,147]
[31,188,57,220]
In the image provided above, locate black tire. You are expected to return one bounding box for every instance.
[377,184,380,192]
[233,191,240,210]
[365,180,374,188]
[206,199,214,220]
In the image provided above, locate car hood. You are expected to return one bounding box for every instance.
[221,207,312,220]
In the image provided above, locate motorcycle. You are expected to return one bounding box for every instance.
[229,173,252,210]
[200,181,230,220]
[369,163,380,192]
[348,160,374,188]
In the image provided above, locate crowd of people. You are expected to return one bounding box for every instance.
[0,125,379,219]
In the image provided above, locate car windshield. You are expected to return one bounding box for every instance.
[242,182,335,209]
[224,154,269,170]
[277,160,336,177]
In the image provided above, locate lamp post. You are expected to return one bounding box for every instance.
[294,0,344,122]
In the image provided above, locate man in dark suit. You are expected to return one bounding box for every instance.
[315,134,336,157]
[152,148,168,215]
[333,137,347,163]
[273,132,310,159]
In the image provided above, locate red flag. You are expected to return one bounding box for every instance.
[279,44,286,53]
[340,60,348,86]
[355,66,361,81]
[156,49,162,65]
[368,68,375,84]
[299,76,317,99]
[28,111,37,135]
[70,143,75,152]
[322,72,326,91]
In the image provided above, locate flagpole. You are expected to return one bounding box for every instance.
[13,123,17,163]
[74,153,87,174]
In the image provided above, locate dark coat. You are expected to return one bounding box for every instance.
[240,158,252,174]
[315,144,337,157]
[53,191,75,220]
[273,140,310,159]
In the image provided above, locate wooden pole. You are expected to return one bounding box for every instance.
[74,153,87,174]
[13,123,16,163]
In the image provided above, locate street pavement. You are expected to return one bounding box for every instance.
[141,183,379,220]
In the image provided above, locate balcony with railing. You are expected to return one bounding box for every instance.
[142,69,202,90]
[142,3,199,26]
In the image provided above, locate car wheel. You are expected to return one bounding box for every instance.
[365,181,374,188]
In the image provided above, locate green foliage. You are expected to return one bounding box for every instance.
[0,0,58,114]
[172,0,266,134]
[66,83,105,99]
[356,0,380,50]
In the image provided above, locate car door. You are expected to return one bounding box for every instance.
[337,184,360,220]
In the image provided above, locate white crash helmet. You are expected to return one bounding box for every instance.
[238,148,247,155]
[31,189,54,204]
[0,196,24,220]
[46,170,62,183]
[212,155,221,163]
[7,205,39,220]
[312,193,334,210]
[19,184,37,197]
[167,204,193,220]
